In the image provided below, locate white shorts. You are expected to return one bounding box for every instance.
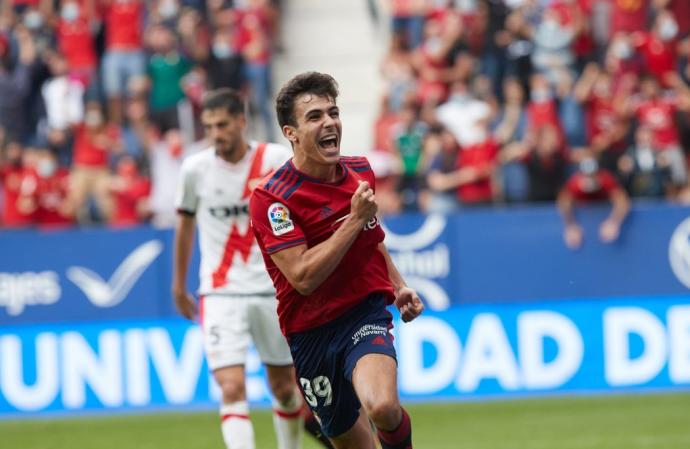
[200,295,293,370]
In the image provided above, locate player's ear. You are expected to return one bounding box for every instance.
[282,125,298,143]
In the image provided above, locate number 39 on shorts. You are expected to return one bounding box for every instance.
[299,376,332,407]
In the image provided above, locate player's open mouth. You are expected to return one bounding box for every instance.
[318,136,338,150]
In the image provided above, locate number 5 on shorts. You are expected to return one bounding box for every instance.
[300,376,332,407]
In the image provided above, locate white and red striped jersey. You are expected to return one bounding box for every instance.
[176,141,291,296]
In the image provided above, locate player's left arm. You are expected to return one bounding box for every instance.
[378,243,424,322]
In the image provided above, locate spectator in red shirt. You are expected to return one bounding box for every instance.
[0,141,33,227]
[427,123,499,207]
[610,0,649,35]
[238,6,275,140]
[101,0,146,124]
[574,63,630,168]
[557,157,631,249]
[65,101,120,222]
[109,155,150,227]
[526,73,565,146]
[624,75,690,188]
[663,0,690,36]
[56,0,98,92]
[633,10,680,87]
[17,148,73,228]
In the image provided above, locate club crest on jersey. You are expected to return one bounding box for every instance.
[268,202,294,236]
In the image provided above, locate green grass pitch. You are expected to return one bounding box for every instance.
[2,393,689,449]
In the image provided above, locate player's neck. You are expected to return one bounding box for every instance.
[216,140,249,164]
[293,153,341,182]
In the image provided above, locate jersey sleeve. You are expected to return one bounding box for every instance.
[250,187,307,254]
[175,158,199,215]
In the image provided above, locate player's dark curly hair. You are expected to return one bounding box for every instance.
[276,72,339,128]
[201,88,245,115]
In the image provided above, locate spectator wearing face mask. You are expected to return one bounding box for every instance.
[65,101,121,223]
[525,73,565,148]
[17,147,73,228]
[604,33,645,84]
[427,119,500,208]
[617,125,671,198]
[557,156,630,250]
[146,24,192,132]
[531,7,575,84]
[238,6,275,140]
[41,51,84,162]
[204,9,245,91]
[621,75,690,191]
[500,123,567,203]
[574,63,630,171]
[102,0,146,124]
[56,0,98,94]
[632,10,681,87]
[0,141,34,227]
[109,155,150,227]
[660,0,690,37]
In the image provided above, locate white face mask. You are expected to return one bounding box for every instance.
[61,3,80,22]
[659,18,678,41]
[24,11,43,29]
[37,159,56,178]
[531,89,552,103]
[613,41,632,59]
[212,42,232,59]
[159,0,179,19]
[85,111,103,127]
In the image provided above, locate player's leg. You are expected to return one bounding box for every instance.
[352,354,412,449]
[265,364,304,449]
[303,406,335,449]
[214,365,255,449]
[286,317,374,449]
[249,299,303,449]
[343,294,413,449]
[328,409,377,449]
[202,296,255,449]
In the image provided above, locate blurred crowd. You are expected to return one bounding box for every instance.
[0,0,281,229]
[3,0,690,233]
[370,0,690,218]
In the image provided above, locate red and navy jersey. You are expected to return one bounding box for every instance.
[249,156,395,336]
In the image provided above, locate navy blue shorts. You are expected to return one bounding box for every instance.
[288,293,397,438]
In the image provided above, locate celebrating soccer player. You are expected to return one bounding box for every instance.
[172,88,332,449]
[250,72,424,449]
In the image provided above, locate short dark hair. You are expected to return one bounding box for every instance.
[276,72,339,128]
[201,88,245,115]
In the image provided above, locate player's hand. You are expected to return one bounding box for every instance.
[351,180,378,223]
[173,289,198,320]
[564,223,583,249]
[394,287,424,323]
[599,219,620,243]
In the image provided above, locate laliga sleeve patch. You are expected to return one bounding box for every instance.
[268,202,295,236]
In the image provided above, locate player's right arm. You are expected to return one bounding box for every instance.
[251,181,377,296]
[172,158,200,320]
[173,213,198,319]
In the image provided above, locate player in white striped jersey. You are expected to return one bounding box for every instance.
[173,89,327,449]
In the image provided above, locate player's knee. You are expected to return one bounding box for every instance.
[218,379,246,403]
[363,397,401,430]
[268,376,297,404]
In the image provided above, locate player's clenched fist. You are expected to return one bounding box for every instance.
[351,180,378,223]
